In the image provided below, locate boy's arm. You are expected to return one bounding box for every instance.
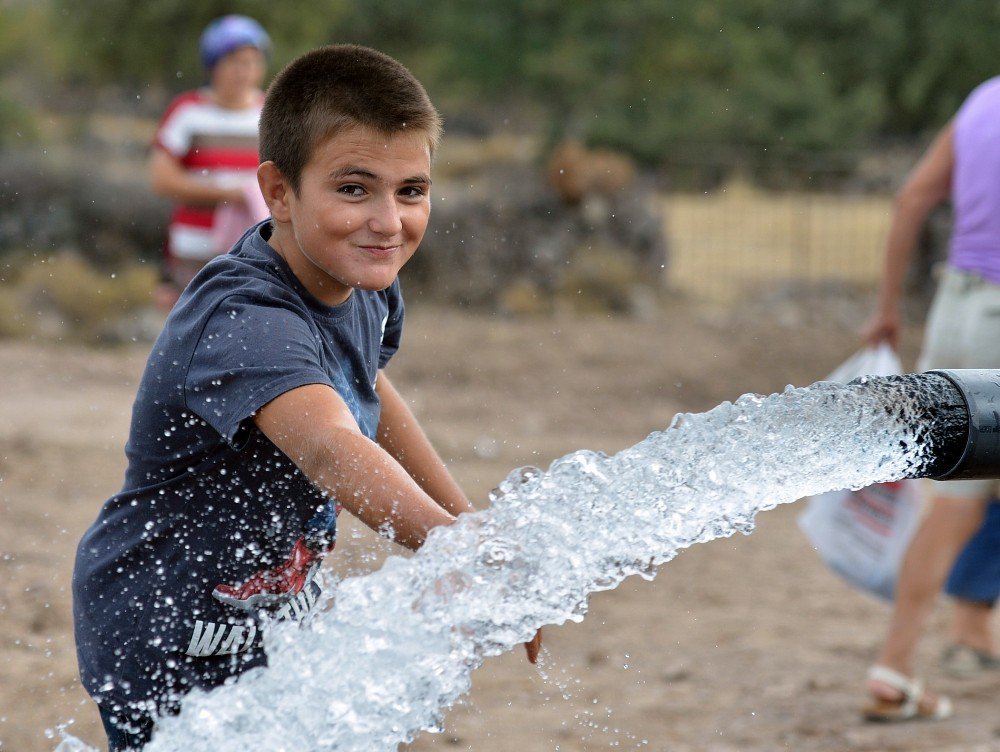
[254,383,456,551]
[378,372,542,663]
[375,372,476,517]
[256,379,542,663]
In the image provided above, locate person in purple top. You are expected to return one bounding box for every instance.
[860,76,1000,721]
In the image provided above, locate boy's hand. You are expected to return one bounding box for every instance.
[524,628,543,664]
[255,383,456,551]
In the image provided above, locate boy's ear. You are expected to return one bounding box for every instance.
[257,162,292,222]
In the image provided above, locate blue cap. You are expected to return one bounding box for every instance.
[199,15,271,70]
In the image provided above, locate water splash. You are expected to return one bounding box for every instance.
[59,378,958,751]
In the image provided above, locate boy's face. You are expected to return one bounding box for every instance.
[261,126,432,306]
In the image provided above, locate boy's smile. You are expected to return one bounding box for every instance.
[260,126,432,306]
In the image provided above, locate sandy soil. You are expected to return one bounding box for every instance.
[1,294,998,752]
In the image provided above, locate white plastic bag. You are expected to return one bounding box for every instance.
[822,342,904,384]
[797,345,925,601]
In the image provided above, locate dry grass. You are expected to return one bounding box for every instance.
[664,177,892,303]
[0,181,894,343]
[0,253,158,342]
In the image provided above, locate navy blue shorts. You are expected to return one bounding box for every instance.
[946,501,1000,605]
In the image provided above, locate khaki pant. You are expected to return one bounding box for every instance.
[919,266,1000,497]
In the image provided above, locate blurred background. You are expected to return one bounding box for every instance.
[3,0,994,335]
[3,2,1000,751]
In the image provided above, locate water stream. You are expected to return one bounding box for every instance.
[56,376,962,751]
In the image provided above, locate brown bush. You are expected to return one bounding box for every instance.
[546,140,638,206]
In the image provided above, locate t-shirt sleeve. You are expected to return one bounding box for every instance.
[378,280,405,368]
[153,95,194,158]
[184,296,335,443]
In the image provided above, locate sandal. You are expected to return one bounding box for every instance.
[940,642,1000,679]
[862,665,953,722]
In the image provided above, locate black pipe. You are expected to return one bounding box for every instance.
[925,369,1000,480]
[846,369,1000,481]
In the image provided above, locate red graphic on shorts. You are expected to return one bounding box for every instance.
[212,536,328,611]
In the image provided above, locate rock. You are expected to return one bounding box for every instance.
[412,155,669,313]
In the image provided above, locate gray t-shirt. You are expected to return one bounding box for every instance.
[73,221,404,713]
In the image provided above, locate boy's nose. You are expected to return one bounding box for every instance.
[367,196,403,236]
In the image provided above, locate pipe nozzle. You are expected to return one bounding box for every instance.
[925,369,1000,480]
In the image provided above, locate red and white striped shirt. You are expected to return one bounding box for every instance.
[154,89,263,261]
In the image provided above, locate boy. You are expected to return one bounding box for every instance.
[150,15,271,310]
[74,44,540,751]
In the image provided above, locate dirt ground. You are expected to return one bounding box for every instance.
[1,292,998,752]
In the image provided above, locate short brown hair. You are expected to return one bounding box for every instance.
[259,44,442,192]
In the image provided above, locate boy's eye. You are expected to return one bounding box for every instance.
[337,184,366,197]
[399,185,427,199]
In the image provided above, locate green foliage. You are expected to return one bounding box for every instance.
[36,0,1000,163]
[49,0,347,85]
[0,97,37,149]
[0,4,47,148]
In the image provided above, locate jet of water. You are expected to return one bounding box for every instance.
[57,377,955,752]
